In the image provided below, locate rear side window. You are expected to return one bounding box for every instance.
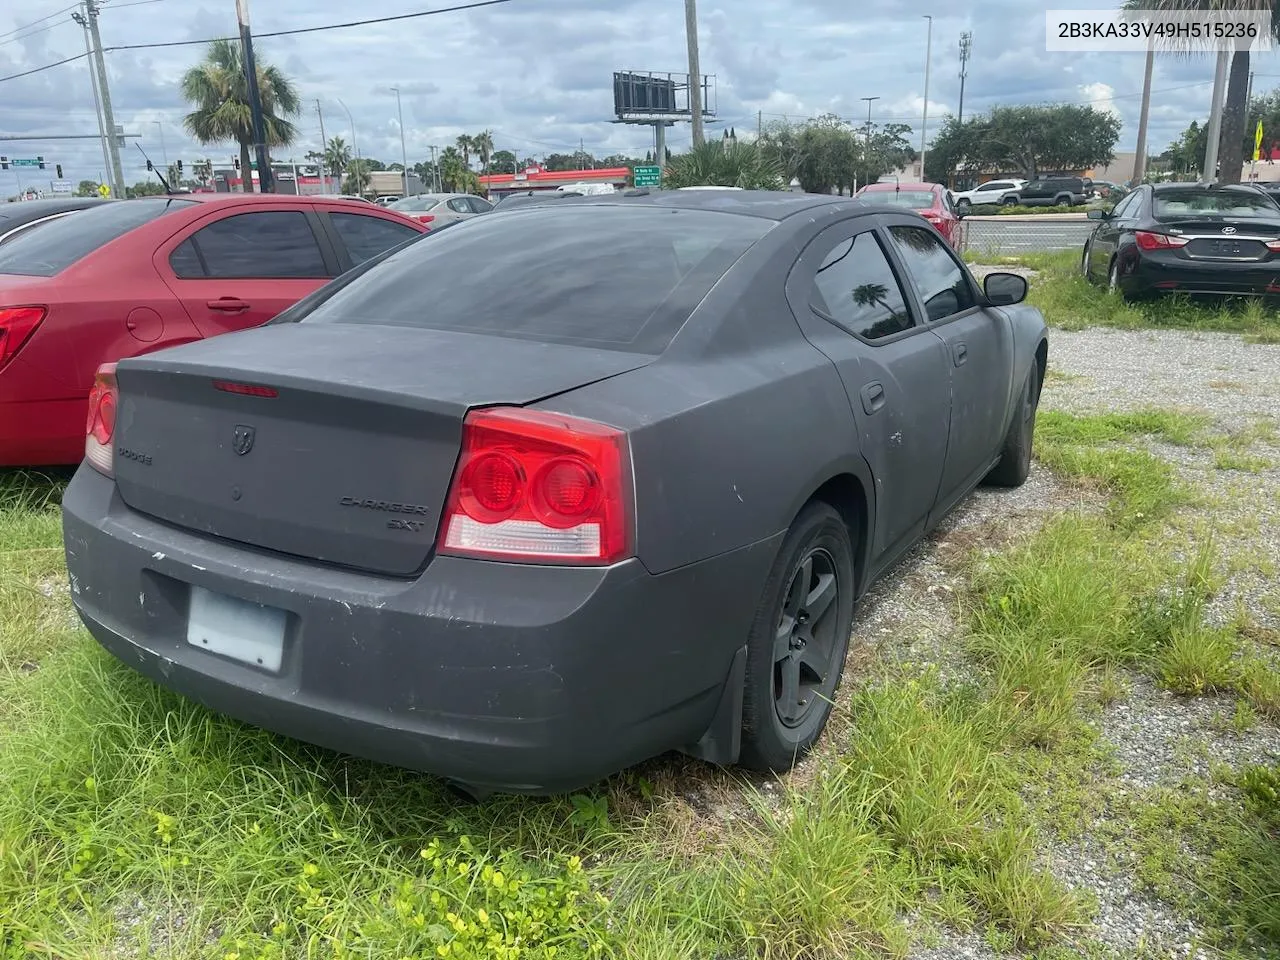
[171,211,328,279]
[887,225,976,322]
[329,212,421,264]
[811,231,912,340]
[0,198,194,277]
[298,206,771,353]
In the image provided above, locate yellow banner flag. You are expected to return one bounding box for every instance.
[1255,120,1264,162]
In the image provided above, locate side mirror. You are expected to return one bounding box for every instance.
[984,272,1028,306]
[954,207,967,220]
[1086,208,1108,220]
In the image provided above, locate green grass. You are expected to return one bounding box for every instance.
[3,393,1280,958]
[972,249,1280,337]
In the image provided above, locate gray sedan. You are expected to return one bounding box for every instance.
[62,191,1047,798]
[386,192,492,226]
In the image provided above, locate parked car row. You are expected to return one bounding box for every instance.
[852,181,967,251]
[950,175,1112,211]
[24,186,1048,798]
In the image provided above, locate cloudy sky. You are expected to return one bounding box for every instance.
[2,0,1279,194]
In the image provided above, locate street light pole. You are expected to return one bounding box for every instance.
[315,100,329,192]
[153,120,169,172]
[861,95,880,136]
[391,86,409,196]
[920,14,933,182]
[958,31,972,125]
[337,97,360,192]
[72,7,112,193]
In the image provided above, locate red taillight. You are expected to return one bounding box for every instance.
[438,407,633,565]
[85,362,118,477]
[1265,239,1280,253]
[1135,231,1189,251]
[415,214,435,224]
[0,305,47,372]
[213,380,279,398]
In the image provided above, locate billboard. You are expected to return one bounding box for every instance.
[613,72,679,116]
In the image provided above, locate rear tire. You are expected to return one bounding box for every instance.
[739,502,855,773]
[1107,257,1129,300]
[1001,195,1019,206]
[1056,195,1071,207]
[1081,243,1091,279]
[984,363,1040,488]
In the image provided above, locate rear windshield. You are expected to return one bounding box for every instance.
[389,196,440,212]
[0,198,195,276]
[860,190,935,209]
[1154,190,1278,218]
[299,205,771,353]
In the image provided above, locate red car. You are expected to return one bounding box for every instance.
[0,194,427,466]
[854,181,966,250]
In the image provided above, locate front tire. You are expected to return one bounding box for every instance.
[1081,242,1092,279]
[984,363,1041,488]
[739,502,855,773]
[1107,257,1129,300]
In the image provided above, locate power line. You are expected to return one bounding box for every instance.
[0,18,69,47]
[0,51,89,83]
[0,3,77,42]
[104,0,519,51]
[0,0,520,83]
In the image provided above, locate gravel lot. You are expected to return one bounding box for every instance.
[845,322,1280,959]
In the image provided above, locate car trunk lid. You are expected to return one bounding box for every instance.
[1156,217,1280,261]
[111,324,650,576]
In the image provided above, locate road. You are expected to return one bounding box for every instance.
[962,215,1095,257]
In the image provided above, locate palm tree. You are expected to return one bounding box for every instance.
[455,134,474,170]
[473,130,495,174]
[662,140,786,190]
[181,39,301,192]
[324,136,352,182]
[342,158,372,196]
[1123,0,1280,183]
[439,146,468,191]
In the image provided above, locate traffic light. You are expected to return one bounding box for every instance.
[37,156,45,170]
[0,157,7,171]
[146,159,153,171]
[233,157,241,170]
[56,164,63,179]
[176,160,183,175]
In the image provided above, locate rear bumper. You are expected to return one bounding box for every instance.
[62,466,780,794]
[0,397,86,466]
[1125,254,1280,297]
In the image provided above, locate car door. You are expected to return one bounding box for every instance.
[321,208,424,270]
[883,220,1014,515]
[157,207,338,338]
[466,196,493,215]
[785,216,952,566]
[1089,189,1141,276]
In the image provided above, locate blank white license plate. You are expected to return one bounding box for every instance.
[187,586,287,672]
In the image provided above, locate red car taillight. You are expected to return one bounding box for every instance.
[1265,239,1280,253]
[85,363,118,477]
[415,214,435,224]
[438,407,633,565]
[0,305,47,372]
[1135,231,1189,251]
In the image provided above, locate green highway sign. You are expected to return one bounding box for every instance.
[633,164,661,187]
[11,158,41,168]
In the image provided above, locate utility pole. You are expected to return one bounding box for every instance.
[1132,42,1154,185]
[429,145,440,191]
[957,31,972,125]
[72,7,111,195]
[920,15,933,182]
[84,1,124,197]
[390,86,409,196]
[757,109,763,141]
[1204,48,1230,182]
[235,0,273,193]
[315,100,328,192]
[861,96,880,137]
[153,120,169,172]
[684,0,704,147]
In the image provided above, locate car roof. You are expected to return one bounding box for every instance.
[863,181,937,190]
[178,192,376,206]
[0,197,112,223]
[572,189,886,221]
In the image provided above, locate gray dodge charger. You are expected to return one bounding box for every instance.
[61,190,1048,797]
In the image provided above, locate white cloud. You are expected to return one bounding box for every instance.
[1078,82,1121,118]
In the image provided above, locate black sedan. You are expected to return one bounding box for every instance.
[0,196,112,245]
[491,189,584,210]
[1083,182,1280,299]
[61,191,1048,797]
